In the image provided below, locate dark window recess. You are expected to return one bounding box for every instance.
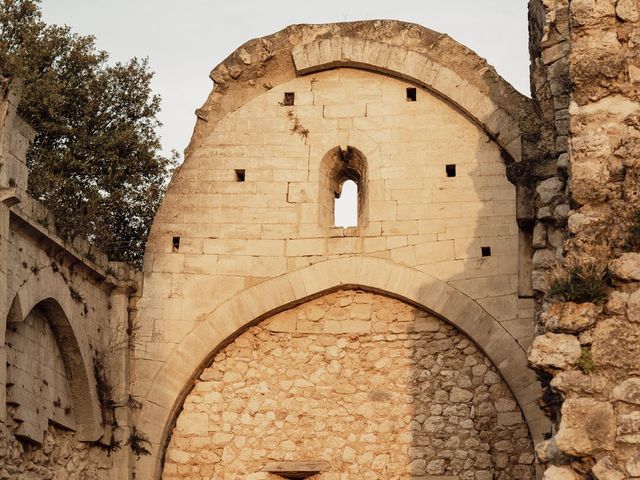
[406,87,417,102]
[283,92,295,106]
[172,237,180,252]
[446,164,457,177]
[481,246,492,257]
[235,169,246,182]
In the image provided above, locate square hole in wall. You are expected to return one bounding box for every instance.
[406,87,417,102]
[172,236,180,252]
[235,169,246,182]
[283,92,295,106]
[481,246,492,257]
[446,164,457,177]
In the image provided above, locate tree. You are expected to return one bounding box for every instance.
[0,0,177,266]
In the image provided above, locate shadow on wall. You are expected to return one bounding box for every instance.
[162,290,535,479]
[156,70,541,478]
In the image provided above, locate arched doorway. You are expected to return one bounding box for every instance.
[163,289,535,479]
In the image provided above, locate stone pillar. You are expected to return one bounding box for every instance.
[109,285,135,480]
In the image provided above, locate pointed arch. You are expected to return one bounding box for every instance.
[6,267,103,441]
[137,257,549,478]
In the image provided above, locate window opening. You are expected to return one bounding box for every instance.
[406,87,417,101]
[334,180,358,227]
[481,246,492,257]
[446,164,457,177]
[235,169,246,182]
[283,92,295,106]
[172,237,180,252]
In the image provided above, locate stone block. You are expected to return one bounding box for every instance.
[555,398,616,456]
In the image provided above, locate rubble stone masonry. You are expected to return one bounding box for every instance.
[164,290,535,480]
[528,0,640,478]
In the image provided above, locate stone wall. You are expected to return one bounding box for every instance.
[134,23,548,475]
[6,306,77,438]
[527,0,640,478]
[0,422,112,480]
[164,290,535,480]
[0,71,139,478]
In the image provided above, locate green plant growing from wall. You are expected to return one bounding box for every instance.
[548,261,608,303]
[576,347,595,374]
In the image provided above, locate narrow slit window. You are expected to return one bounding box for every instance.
[283,92,295,106]
[334,180,358,227]
[172,237,180,252]
[446,164,457,177]
[481,246,492,257]
[235,169,246,182]
[406,87,417,102]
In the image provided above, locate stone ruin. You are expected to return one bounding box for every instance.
[1,1,639,478]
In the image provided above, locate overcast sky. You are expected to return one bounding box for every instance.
[40,1,530,159]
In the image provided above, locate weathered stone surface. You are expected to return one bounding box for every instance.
[612,378,640,404]
[555,398,616,456]
[592,318,640,372]
[542,301,601,333]
[626,458,640,477]
[533,248,557,269]
[609,253,640,281]
[542,465,580,480]
[537,176,565,204]
[528,332,582,370]
[592,457,625,480]
[550,370,611,396]
[605,291,629,315]
[0,423,112,479]
[617,411,640,444]
[535,438,567,463]
[164,291,535,478]
[616,0,639,21]
[626,288,640,322]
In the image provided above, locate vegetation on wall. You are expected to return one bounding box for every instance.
[548,261,609,304]
[0,0,177,266]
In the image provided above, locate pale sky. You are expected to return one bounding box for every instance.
[40,1,530,160]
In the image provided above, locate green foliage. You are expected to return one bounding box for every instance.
[0,0,177,266]
[548,262,608,303]
[576,347,595,374]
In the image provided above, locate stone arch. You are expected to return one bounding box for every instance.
[182,21,539,169]
[139,257,548,478]
[291,36,524,162]
[6,267,103,441]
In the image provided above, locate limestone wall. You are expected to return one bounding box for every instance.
[527,0,640,478]
[0,72,139,478]
[135,21,546,477]
[164,290,535,480]
[0,422,112,480]
[141,66,522,347]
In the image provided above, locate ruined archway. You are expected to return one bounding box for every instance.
[164,289,536,478]
[136,257,547,478]
[6,268,103,442]
[136,20,546,480]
